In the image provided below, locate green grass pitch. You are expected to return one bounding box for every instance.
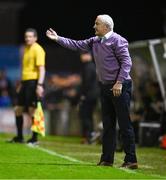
[0,134,166,179]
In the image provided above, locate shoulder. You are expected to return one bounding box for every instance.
[112,32,128,42]
[33,43,45,53]
[91,36,99,43]
[111,32,129,46]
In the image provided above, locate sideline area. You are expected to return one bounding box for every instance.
[0,134,165,179]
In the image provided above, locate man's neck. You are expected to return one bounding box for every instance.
[26,42,36,47]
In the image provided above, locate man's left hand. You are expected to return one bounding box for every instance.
[36,85,44,98]
[111,81,122,97]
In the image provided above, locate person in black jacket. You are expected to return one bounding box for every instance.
[79,52,99,144]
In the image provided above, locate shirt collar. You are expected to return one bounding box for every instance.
[98,30,113,43]
[104,30,113,39]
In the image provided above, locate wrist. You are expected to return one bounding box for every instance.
[116,81,122,84]
[55,36,59,41]
[37,83,43,87]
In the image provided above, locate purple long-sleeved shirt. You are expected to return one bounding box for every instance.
[57,32,132,83]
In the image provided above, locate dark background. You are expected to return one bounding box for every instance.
[19,0,166,43]
[1,0,166,43]
[0,0,166,73]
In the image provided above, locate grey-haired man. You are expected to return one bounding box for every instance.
[46,14,138,169]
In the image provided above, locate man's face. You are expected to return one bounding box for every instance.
[93,17,108,37]
[25,32,37,46]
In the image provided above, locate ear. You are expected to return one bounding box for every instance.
[105,24,110,31]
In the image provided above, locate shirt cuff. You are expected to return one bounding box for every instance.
[56,36,62,42]
[117,76,124,83]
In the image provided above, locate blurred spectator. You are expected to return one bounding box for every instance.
[45,73,81,106]
[142,81,163,122]
[44,73,81,135]
[130,81,163,144]
[78,52,99,144]
[130,93,144,144]
[0,69,13,107]
[0,90,12,107]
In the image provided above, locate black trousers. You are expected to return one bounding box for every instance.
[100,80,137,163]
[79,98,97,140]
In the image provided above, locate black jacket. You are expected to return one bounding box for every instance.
[80,61,99,99]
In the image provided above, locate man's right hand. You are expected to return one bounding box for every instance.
[46,28,58,41]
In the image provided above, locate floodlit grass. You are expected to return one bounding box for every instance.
[0,133,165,179]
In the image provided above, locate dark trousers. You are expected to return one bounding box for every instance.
[79,98,97,140]
[100,80,137,163]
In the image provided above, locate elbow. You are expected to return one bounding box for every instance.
[129,59,132,68]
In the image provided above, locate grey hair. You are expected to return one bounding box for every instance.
[97,14,114,30]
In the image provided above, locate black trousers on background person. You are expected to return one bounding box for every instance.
[99,80,137,164]
[79,98,97,143]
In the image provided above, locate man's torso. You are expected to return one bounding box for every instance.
[22,42,45,81]
[92,32,131,82]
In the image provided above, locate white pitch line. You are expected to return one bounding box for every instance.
[26,144,166,178]
[119,167,137,174]
[37,146,85,163]
[26,144,86,164]
[26,145,137,174]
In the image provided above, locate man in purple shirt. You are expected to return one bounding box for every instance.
[46,14,138,169]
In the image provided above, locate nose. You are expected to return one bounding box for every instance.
[93,24,96,29]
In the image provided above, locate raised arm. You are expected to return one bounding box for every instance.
[46,28,93,52]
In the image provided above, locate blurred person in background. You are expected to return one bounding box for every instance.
[44,73,81,135]
[142,81,163,122]
[46,14,138,169]
[9,28,45,144]
[0,69,14,107]
[79,52,99,144]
